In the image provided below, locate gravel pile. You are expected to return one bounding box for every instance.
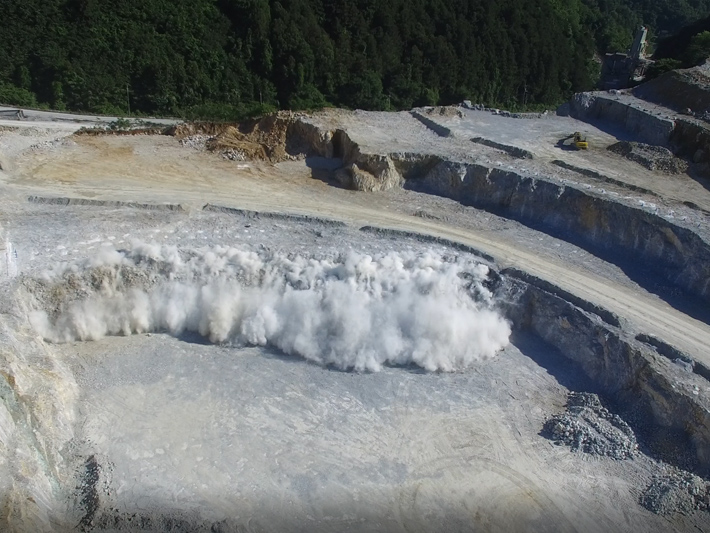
[28,137,75,152]
[180,135,247,162]
[222,148,246,161]
[641,467,710,515]
[607,141,688,174]
[179,134,210,151]
[543,392,638,459]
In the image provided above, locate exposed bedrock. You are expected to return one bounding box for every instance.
[565,93,675,147]
[671,119,710,167]
[0,298,80,532]
[565,92,710,168]
[502,274,710,473]
[414,159,710,303]
[290,119,710,304]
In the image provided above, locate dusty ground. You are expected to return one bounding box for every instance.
[1,105,710,532]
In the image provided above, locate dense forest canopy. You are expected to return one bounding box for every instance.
[0,0,709,118]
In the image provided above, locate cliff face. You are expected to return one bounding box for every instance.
[566,91,710,168]
[291,116,710,305]
[633,67,710,116]
[672,118,710,166]
[0,295,80,532]
[502,273,710,473]
[414,159,710,301]
[567,93,675,147]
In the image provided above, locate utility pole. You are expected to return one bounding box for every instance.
[126,84,131,116]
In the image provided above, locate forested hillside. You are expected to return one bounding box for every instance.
[0,0,708,118]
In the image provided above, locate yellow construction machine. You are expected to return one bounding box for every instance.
[573,131,588,150]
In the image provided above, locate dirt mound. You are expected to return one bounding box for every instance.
[170,112,300,162]
[205,126,268,160]
[607,141,689,174]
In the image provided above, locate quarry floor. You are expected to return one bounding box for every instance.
[2,108,710,532]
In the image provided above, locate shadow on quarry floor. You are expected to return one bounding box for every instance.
[175,331,213,345]
[72,494,568,533]
[261,343,432,374]
[306,156,347,188]
[594,251,710,326]
[510,330,599,394]
[687,166,710,194]
[511,330,699,473]
[573,117,640,144]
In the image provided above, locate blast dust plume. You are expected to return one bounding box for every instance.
[28,242,511,372]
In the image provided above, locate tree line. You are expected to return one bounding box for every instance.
[0,0,708,119]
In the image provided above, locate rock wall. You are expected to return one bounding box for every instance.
[0,291,80,532]
[287,116,710,301]
[671,118,710,166]
[633,68,710,116]
[565,92,710,170]
[413,159,710,302]
[567,93,675,147]
[295,121,405,192]
[503,275,710,472]
[285,120,335,158]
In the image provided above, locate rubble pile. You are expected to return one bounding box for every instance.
[607,141,688,174]
[641,467,710,515]
[221,148,246,161]
[178,134,210,151]
[544,392,638,460]
[29,138,75,152]
[180,134,248,162]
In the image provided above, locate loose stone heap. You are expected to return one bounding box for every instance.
[607,141,688,174]
[544,392,638,460]
[641,467,710,515]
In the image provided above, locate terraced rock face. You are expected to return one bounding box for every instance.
[4,94,710,531]
[290,113,710,307]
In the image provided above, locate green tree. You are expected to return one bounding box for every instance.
[686,31,710,65]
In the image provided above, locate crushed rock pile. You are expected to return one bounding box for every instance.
[607,141,688,174]
[423,106,464,119]
[543,392,638,460]
[641,466,710,515]
[179,134,210,151]
[179,134,247,161]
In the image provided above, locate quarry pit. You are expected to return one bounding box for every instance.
[3,86,710,533]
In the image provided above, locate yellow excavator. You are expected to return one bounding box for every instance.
[573,131,588,150]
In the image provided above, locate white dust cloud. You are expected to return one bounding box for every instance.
[29,242,511,372]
